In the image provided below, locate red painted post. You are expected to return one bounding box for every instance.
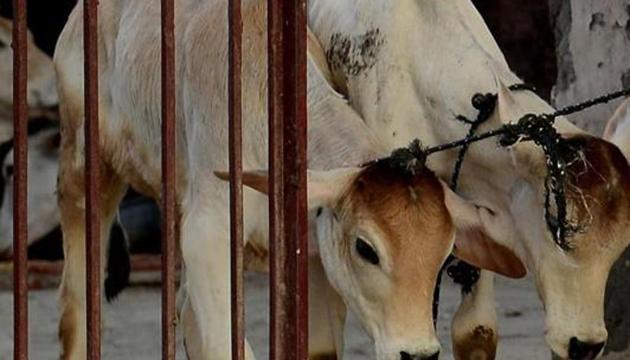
[268,0,309,358]
[161,0,177,358]
[83,0,101,358]
[228,0,245,359]
[12,0,28,358]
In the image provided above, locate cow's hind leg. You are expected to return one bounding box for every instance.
[451,270,498,360]
[57,145,127,359]
[309,257,347,360]
[179,196,255,359]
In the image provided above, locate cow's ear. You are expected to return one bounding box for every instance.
[604,98,630,159]
[215,168,360,210]
[496,78,524,125]
[440,181,527,279]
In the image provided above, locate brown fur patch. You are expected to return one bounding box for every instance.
[339,161,453,326]
[453,326,497,360]
[564,135,630,249]
[342,162,452,273]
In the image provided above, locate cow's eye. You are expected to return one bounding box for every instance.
[355,237,379,266]
[0,40,6,49]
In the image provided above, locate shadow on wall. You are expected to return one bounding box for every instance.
[472,0,558,100]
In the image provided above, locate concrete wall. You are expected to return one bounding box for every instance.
[549,0,630,135]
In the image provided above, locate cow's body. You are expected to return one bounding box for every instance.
[0,16,58,140]
[0,120,60,256]
[54,1,630,360]
[55,1,527,359]
[306,1,630,359]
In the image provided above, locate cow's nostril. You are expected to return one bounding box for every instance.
[400,351,413,360]
[426,351,440,360]
[568,337,605,360]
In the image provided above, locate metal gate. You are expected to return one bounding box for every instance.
[10,0,309,358]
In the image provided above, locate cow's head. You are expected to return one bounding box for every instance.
[497,88,630,360]
[218,160,525,360]
[0,121,60,257]
[0,16,58,119]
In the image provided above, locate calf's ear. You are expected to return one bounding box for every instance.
[604,98,630,159]
[215,167,360,210]
[440,181,527,279]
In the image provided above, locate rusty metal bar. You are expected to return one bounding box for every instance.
[268,0,309,358]
[83,0,101,358]
[12,0,28,358]
[228,0,245,359]
[161,0,177,358]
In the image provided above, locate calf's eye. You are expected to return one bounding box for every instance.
[355,237,380,266]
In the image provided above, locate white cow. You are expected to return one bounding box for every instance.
[54,1,522,360]
[0,16,58,140]
[307,1,630,359]
[0,119,60,257]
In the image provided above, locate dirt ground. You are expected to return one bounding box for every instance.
[0,273,626,359]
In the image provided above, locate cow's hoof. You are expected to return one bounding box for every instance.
[453,325,497,360]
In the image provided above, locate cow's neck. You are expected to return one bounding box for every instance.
[308,0,582,200]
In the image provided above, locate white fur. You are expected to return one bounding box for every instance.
[605,98,630,158]
[0,128,60,256]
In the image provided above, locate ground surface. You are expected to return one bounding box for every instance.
[0,273,625,359]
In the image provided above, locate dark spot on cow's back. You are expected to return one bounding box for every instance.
[327,29,384,78]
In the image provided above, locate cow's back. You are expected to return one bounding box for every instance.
[55,0,269,197]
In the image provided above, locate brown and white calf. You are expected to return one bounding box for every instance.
[0,16,58,139]
[307,1,630,359]
[53,1,522,359]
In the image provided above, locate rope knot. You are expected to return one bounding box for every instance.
[446,259,481,294]
[387,139,428,176]
[472,92,497,112]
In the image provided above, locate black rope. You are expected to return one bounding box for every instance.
[433,84,535,326]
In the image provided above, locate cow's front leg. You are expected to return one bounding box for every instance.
[57,162,127,360]
[180,200,255,360]
[309,257,347,360]
[451,270,498,360]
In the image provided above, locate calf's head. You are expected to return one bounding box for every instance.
[218,159,525,360]
[500,90,630,360]
[0,16,58,118]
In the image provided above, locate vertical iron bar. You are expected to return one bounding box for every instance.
[83,0,101,359]
[12,0,28,358]
[228,0,244,359]
[268,0,308,359]
[161,0,177,359]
